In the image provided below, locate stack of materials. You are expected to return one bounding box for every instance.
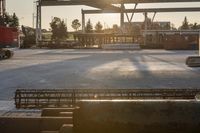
[102,43,141,50]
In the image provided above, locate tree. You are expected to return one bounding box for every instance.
[71,19,81,31]
[191,22,200,30]
[85,19,93,33]
[180,16,189,30]
[4,13,12,26]
[10,13,19,28]
[171,23,177,30]
[0,12,19,28]
[162,23,171,30]
[131,25,141,35]
[0,16,4,26]
[95,21,103,33]
[112,24,119,33]
[21,25,36,48]
[50,17,68,41]
[142,17,152,30]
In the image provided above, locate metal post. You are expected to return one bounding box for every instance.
[2,0,5,16]
[36,0,42,45]
[144,12,148,46]
[39,4,42,41]
[32,13,35,28]
[152,12,157,22]
[129,3,138,22]
[0,0,2,16]
[36,4,39,45]
[199,30,200,56]
[81,9,85,33]
[120,3,124,29]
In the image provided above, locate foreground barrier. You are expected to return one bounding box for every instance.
[74,101,200,133]
[15,89,200,108]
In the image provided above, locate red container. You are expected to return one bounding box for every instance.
[0,26,18,48]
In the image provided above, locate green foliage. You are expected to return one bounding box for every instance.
[50,17,68,41]
[85,19,93,33]
[71,19,81,31]
[112,24,119,33]
[142,17,152,30]
[180,17,189,30]
[0,13,19,28]
[131,25,141,35]
[10,13,19,28]
[21,25,36,48]
[95,21,103,33]
[191,22,200,30]
[0,16,4,26]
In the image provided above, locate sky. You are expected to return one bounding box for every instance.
[6,0,200,31]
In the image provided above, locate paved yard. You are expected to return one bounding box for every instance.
[0,49,200,102]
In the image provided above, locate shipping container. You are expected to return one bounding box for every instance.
[0,26,19,48]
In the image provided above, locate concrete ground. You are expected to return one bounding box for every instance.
[0,49,200,110]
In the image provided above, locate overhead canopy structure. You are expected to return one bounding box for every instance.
[36,0,200,44]
[40,0,200,7]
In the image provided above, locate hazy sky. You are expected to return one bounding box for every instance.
[6,0,200,31]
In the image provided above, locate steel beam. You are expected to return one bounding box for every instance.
[40,0,200,6]
[129,3,138,22]
[120,4,124,29]
[144,12,148,46]
[82,7,200,14]
[152,12,157,22]
[199,30,200,56]
[41,0,121,11]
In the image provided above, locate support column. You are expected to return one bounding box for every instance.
[199,30,200,56]
[0,0,2,16]
[81,9,85,33]
[144,12,148,46]
[2,0,5,16]
[36,0,42,45]
[120,3,124,29]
